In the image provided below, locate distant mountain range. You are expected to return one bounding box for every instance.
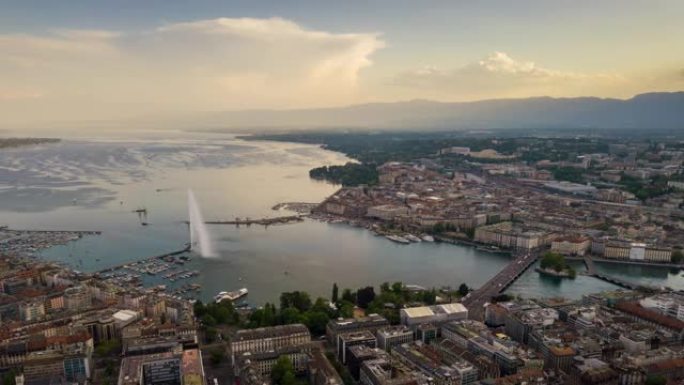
[205,92,684,131]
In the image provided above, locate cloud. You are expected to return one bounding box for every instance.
[0,17,384,126]
[390,52,630,100]
[0,88,44,101]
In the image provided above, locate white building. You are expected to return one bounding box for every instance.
[400,304,468,327]
[640,294,684,321]
[376,326,414,351]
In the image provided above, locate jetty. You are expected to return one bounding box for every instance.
[271,202,319,214]
[185,214,306,227]
[97,244,191,274]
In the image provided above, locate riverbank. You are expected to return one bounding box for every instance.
[565,255,684,270]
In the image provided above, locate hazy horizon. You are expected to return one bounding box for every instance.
[1,1,683,129]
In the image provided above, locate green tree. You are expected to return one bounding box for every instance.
[422,289,437,305]
[280,307,303,325]
[209,347,224,366]
[458,283,470,296]
[95,340,121,358]
[338,301,354,318]
[2,370,16,385]
[104,361,115,377]
[492,294,513,303]
[432,223,445,234]
[332,283,339,303]
[645,375,667,385]
[281,371,297,385]
[193,300,206,318]
[356,286,376,308]
[465,228,475,239]
[380,282,391,293]
[341,288,355,303]
[391,282,404,294]
[540,252,565,271]
[304,311,330,336]
[309,163,379,186]
[213,305,232,324]
[280,291,312,312]
[272,356,296,385]
[204,327,218,343]
[312,298,331,314]
[201,314,217,327]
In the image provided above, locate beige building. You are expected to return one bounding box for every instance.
[601,242,672,263]
[366,205,409,221]
[22,352,65,382]
[45,294,65,312]
[645,247,673,262]
[19,300,46,322]
[230,324,311,366]
[474,222,547,250]
[551,236,591,256]
[64,286,91,311]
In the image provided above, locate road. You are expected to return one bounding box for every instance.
[201,344,234,385]
[462,251,539,320]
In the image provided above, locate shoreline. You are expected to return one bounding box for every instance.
[5,135,682,305]
[565,255,683,270]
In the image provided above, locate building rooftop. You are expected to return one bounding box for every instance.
[234,323,310,341]
[119,352,175,385]
[113,309,138,323]
[329,314,388,328]
[339,330,376,343]
[402,303,467,319]
[377,326,413,337]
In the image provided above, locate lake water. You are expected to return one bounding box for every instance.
[1,131,680,304]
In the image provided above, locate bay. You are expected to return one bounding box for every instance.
[2,131,678,305]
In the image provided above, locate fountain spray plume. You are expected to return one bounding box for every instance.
[187,189,216,258]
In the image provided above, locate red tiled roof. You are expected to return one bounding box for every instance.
[615,302,684,331]
[646,358,684,372]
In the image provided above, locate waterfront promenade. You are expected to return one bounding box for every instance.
[183,214,305,227]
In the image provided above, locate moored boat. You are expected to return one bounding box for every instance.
[214,288,249,303]
[404,234,422,243]
[385,235,410,244]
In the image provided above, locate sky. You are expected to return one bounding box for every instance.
[1,0,683,127]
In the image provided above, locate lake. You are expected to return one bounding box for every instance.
[2,131,679,304]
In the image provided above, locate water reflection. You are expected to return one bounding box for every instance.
[0,132,680,304]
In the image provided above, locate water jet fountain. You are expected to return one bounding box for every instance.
[187,189,216,258]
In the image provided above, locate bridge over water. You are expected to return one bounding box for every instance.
[463,250,540,320]
[463,251,661,321]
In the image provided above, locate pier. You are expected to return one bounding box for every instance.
[97,244,191,274]
[186,214,306,227]
[2,228,101,235]
[463,250,540,321]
